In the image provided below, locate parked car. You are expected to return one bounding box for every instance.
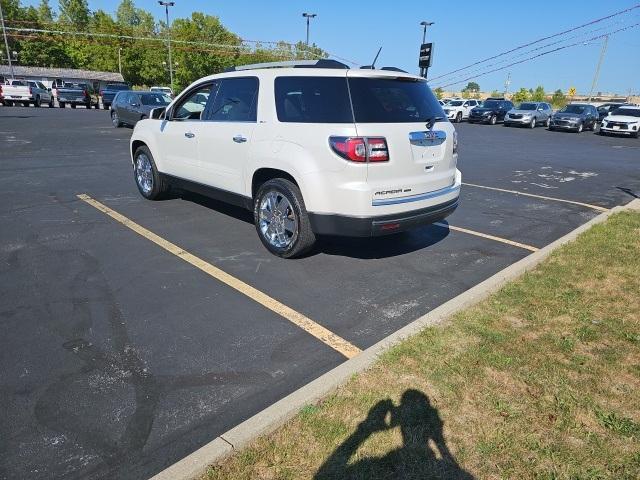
[100,83,130,109]
[599,106,640,138]
[56,82,98,109]
[504,102,553,128]
[110,90,172,127]
[443,99,480,123]
[150,86,174,98]
[468,98,514,124]
[129,59,461,258]
[1,79,54,107]
[549,104,598,133]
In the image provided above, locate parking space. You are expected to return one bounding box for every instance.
[1,106,639,479]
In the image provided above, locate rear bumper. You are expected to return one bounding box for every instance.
[308,197,458,237]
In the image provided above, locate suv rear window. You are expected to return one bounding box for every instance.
[348,77,444,123]
[274,77,353,123]
[107,84,130,91]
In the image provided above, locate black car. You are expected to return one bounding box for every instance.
[549,104,598,133]
[110,90,172,127]
[468,98,514,125]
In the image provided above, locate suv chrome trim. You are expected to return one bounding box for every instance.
[372,183,460,206]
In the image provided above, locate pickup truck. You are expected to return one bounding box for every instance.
[55,82,99,109]
[100,83,130,109]
[2,79,54,107]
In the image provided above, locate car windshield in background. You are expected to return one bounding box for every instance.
[519,103,537,110]
[107,84,130,91]
[450,100,464,106]
[349,77,444,123]
[561,105,586,114]
[11,80,28,86]
[482,100,500,108]
[274,76,353,123]
[139,93,172,105]
[611,108,640,117]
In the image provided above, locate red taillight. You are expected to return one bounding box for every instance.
[329,136,389,163]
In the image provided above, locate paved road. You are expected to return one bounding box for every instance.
[1,106,638,479]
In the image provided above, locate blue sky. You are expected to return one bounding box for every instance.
[21,0,640,94]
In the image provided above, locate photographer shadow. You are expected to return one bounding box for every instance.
[314,389,474,480]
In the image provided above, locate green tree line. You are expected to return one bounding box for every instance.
[1,0,327,91]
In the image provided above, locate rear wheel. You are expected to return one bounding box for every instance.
[133,146,169,200]
[71,104,76,109]
[254,178,316,258]
[22,101,30,107]
[48,97,54,108]
[102,104,109,110]
[34,96,41,108]
[4,100,13,107]
[59,102,65,108]
[545,117,551,127]
[455,112,462,123]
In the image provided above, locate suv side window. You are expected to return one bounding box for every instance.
[275,76,352,123]
[172,83,215,121]
[207,77,258,122]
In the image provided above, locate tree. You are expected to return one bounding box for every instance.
[434,87,444,99]
[58,0,90,27]
[551,89,567,108]
[512,87,530,104]
[463,81,480,93]
[37,0,55,22]
[531,85,546,102]
[490,90,501,97]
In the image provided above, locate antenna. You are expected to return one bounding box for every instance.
[371,46,382,69]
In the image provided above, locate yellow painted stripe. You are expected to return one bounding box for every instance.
[433,222,539,252]
[462,182,609,212]
[77,194,361,359]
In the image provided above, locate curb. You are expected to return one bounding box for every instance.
[151,198,640,480]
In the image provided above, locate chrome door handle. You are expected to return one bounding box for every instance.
[233,135,247,143]
[184,132,195,138]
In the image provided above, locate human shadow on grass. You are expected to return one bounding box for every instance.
[314,389,474,480]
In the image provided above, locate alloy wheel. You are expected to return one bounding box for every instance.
[259,191,297,249]
[135,153,153,194]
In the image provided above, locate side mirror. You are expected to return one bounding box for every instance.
[150,107,166,120]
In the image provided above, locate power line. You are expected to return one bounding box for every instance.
[429,3,640,83]
[432,21,640,89]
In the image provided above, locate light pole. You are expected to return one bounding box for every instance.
[158,1,175,91]
[588,35,608,102]
[419,21,434,78]
[0,1,14,79]
[118,47,122,75]
[302,12,317,51]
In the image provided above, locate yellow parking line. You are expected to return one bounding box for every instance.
[462,182,609,212]
[77,194,361,359]
[433,222,539,252]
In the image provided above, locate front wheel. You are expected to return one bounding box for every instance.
[133,146,169,200]
[455,112,462,123]
[489,115,497,125]
[71,104,76,109]
[34,96,41,108]
[111,111,123,128]
[529,117,536,129]
[576,123,583,133]
[254,178,316,258]
[48,97,54,108]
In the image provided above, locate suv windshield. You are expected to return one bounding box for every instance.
[519,103,537,110]
[612,108,640,117]
[140,93,172,105]
[348,77,444,123]
[450,100,464,106]
[561,105,586,114]
[482,100,500,108]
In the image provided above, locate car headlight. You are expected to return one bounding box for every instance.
[522,114,531,118]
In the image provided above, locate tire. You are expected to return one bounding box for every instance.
[34,96,41,108]
[111,111,123,128]
[455,112,462,123]
[633,131,639,139]
[71,104,76,109]
[59,102,65,108]
[529,117,536,129]
[5,100,13,107]
[22,101,30,107]
[48,97,54,108]
[254,178,316,259]
[133,145,169,200]
[489,115,497,125]
[102,104,109,110]
[576,123,583,133]
[545,117,551,128]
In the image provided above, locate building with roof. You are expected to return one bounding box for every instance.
[0,65,125,92]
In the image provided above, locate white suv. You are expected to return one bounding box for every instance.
[443,99,479,123]
[130,60,461,258]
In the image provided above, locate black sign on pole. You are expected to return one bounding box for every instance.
[418,42,434,78]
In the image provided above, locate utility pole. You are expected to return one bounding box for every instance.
[158,1,175,91]
[419,21,434,78]
[588,35,608,102]
[503,72,511,97]
[0,1,14,79]
[302,12,317,58]
[118,47,122,75]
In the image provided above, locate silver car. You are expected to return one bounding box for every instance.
[110,91,172,128]
[504,102,552,128]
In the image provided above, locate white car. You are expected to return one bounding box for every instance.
[443,99,480,123]
[150,86,174,98]
[1,79,54,107]
[130,60,461,258]
[600,106,640,138]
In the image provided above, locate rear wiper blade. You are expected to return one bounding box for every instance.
[426,116,446,129]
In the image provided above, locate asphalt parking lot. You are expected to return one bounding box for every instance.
[1,106,639,480]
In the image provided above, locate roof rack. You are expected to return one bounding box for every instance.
[225,59,349,72]
[359,66,409,73]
